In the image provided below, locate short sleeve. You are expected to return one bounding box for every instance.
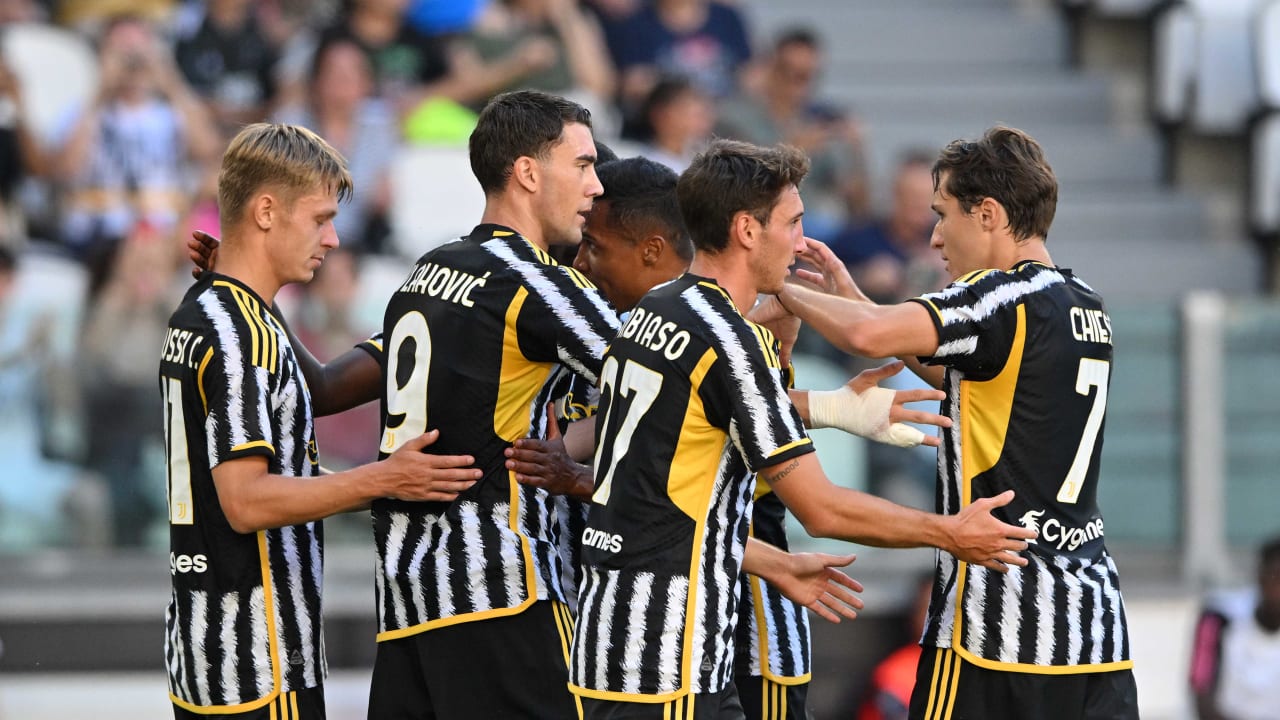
[202,330,276,468]
[701,321,812,473]
[355,331,385,365]
[910,270,1019,378]
[515,264,618,386]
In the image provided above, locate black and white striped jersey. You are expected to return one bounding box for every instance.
[734,484,811,684]
[570,274,814,702]
[159,274,325,712]
[373,224,617,640]
[910,261,1131,673]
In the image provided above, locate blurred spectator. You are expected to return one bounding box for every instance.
[274,36,397,253]
[1189,535,1280,720]
[716,27,867,239]
[607,0,752,115]
[459,0,615,120]
[289,250,381,470]
[0,54,50,247]
[315,0,523,130]
[405,0,488,35]
[79,220,179,546]
[631,75,713,173]
[57,0,174,33]
[856,573,934,720]
[828,151,946,304]
[51,14,219,290]
[173,0,280,134]
[0,245,106,549]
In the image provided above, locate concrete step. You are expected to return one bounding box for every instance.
[1053,189,1207,243]
[833,73,1113,126]
[747,5,1068,68]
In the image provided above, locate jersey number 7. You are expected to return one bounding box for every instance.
[591,356,663,505]
[1058,358,1110,504]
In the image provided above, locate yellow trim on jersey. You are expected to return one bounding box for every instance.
[197,346,214,415]
[747,322,780,369]
[170,692,279,715]
[761,676,790,718]
[508,464,540,630]
[960,303,1025,478]
[958,269,996,285]
[766,438,813,459]
[217,281,277,371]
[666,348,722,520]
[565,266,595,289]
[550,602,585,720]
[495,287,554,441]
[952,644,1134,675]
[493,230,514,237]
[748,574,812,686]
[375,596,537,641]
[696,281,742,315]
[289,691,299,719]
[569,683,689,704]
[231,440,275,454]
[366,338,384,352]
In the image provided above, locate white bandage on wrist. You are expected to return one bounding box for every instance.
[807,386,926,448]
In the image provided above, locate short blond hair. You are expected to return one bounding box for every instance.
[217,123,353,231]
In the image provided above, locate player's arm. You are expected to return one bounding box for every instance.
[778,282,939,361]
[741,538,864,623]
[213,430,481,533]
[762,452,1034,572]
[787,360,949,448]
[188,230,380,415]
[1188,609,1230,720]
[788,236,946,388]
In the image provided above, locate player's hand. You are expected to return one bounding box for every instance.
[794,237,865,301]
[944,490,1036,572]
[188,229,220,278]
[382,429,481,502]
[849,360,949,447]
[748,299,801,368]
[771,552,864,623]
[505,406,594,499]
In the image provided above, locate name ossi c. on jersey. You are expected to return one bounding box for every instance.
[373,224,617,640]
[160,274,325,712]
[570,274,814,703]
[911,261,1131,673]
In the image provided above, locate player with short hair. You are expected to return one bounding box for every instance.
[160,123,480,720]
[772,126,1138,720]
[568,139,1035,719]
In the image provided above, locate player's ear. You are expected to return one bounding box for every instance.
[730,210,757,249]
[640,235,665,266]
[251,193,275,231]
[513,156,538,193]
[977,197,1004,233]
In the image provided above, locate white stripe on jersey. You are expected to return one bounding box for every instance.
[1081,564,1104,664]
[483,240,614,385]
[574,568,602,685]
[593,570,620,690]
[219,593,239,702]
[778,590,804,675]
[249,585,271,697]
[199,294,249,458]
[190,590,210,705]
[280,527,317,688]
[172,605,190,701]
[434,514,455,617]
[406,524,432,623]
[1058,555,1085,663]
[659,575,689,693]
[927,269,1063,358]
[1103,558,1126,662]
[386,513,410,628]
[997,566,1021,661]
[459,501,491,610]
[1034,560,1057,665]
[620,572,656,693]
[499,504,526,604]
[682,288,803,458]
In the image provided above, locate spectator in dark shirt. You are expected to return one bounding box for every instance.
[174,0,279,134]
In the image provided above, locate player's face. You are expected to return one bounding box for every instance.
[751,185,806,294]
[536,122,603,247]
[930,175,989,279]
[271,188,340,285]
[574,203,647,311]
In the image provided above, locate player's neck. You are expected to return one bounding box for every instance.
[689,252,754,313]
[216,244,281,305]
[480,198,547,251]
[1003,236,1052,270]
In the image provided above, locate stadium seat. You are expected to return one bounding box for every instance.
[0,23,97,147]
[1250,1,1280,235]
[1152,0,1265,134]
[389,145,487,259]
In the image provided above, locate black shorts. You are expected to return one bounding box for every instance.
[173,687,324,720]
[908,647,1139,720]
[736,675,809,720]
[367,599,579,720]
[581,682,744,720]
